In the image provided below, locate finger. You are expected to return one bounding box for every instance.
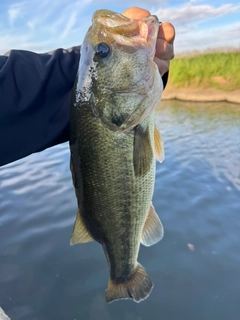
[122,7,150,19]
[158,22,175,44]
[155,38,174,60]
[153,57,170,76]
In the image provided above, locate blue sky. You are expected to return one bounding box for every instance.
[0,0,239,54]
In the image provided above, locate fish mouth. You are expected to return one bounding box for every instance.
[91,10,160,55]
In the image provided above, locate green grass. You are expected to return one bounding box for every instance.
[169,52,240,91]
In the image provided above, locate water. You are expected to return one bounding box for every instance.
[0,100,240,320]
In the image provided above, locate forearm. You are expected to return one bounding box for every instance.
[0,47,80,166]
[0,46,168,167]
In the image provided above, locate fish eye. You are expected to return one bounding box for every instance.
[95,42,111,59]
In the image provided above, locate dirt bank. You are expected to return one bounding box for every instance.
[162,87,240,104]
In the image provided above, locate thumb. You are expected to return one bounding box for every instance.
[122,7,151,19]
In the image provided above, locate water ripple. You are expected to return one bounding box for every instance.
[0,101,240,319]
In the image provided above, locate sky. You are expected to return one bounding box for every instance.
[0,0,239,54]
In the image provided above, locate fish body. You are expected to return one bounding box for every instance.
[70,9,164,303]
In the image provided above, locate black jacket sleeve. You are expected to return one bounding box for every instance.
[0,47,168,166]
[162,71,168,90]
[0,47,80,166]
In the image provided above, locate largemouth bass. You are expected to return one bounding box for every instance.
[70,9,165,303]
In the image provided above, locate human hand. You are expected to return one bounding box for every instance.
[122,7,175,76]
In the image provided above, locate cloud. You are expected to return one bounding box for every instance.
[60,11,78,39]
[0,33,32,54]
[174,21,240,53]
[0,0,240,54]
[153,1,240,52]
[90,0,167,6]
[8,5,21,26]
[223,21,240,39]
[0,0,94,53]
[155,2,240,26]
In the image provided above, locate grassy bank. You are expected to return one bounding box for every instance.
[168,52,240,91]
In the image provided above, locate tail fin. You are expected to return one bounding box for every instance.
[106,263,153,303]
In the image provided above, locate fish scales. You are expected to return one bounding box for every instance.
[70,9,164,303]
[71,103,155,273]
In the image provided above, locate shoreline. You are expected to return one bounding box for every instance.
[162,87,240,104]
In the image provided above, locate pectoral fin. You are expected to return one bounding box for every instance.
[134,125,153,177]
[70,209,94,245]
[141,204,164,246]
[154,125,164,163]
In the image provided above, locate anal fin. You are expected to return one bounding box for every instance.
[141,203,164,247]
[70,209,94,245]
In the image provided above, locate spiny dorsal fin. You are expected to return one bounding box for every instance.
[141,203,164,247]
[70,209,94,245]
[106,263,153,303]
[154,125,164,163]
[133,124,153,177]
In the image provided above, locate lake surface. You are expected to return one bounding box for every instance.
[0,100,240,320]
